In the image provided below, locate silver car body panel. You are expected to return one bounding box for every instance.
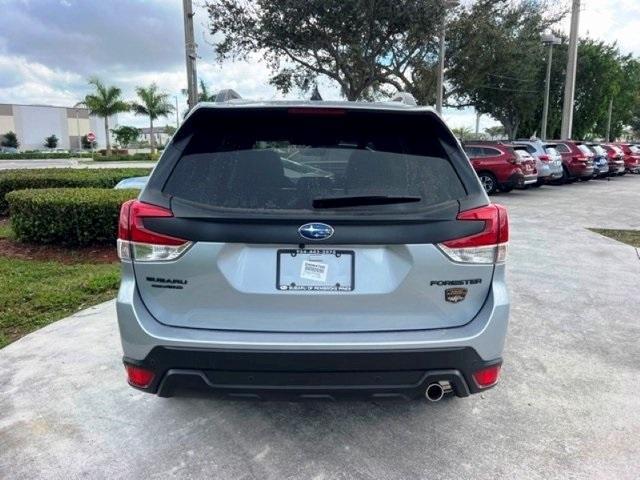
[117,261,509,361]
[514,140,563,179]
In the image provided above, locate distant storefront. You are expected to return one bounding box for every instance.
[0,103,115,151]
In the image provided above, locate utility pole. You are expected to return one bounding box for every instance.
[182,0,199,111]
[606,97,613,141]
[436,27,446,115]
[436,0,459,115]
[541,33,561,140]
[475,111,481,137]
[174,96,180,127]
[560,0,581,140]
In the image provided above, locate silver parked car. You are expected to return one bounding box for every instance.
[512,139,563,184]
[116,100,511,401]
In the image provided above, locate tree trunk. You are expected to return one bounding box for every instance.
[149,118,156,153]
[104,116,111,155]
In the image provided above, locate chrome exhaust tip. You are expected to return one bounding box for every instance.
[425,383,445,402]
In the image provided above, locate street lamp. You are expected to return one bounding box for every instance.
[435,0,460,115]
[541,32,561,140]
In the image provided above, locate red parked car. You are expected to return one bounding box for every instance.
[463,142,537,194]
[601,144,626,176]
[613,143,640,173]
[552,141,595,182]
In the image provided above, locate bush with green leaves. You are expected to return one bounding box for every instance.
[0,168,150,214]
[7,188,139,245]
[90,153,159,162]
[1,131,19,148]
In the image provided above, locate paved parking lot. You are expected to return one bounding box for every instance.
[1,176,639,479]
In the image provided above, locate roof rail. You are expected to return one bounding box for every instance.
[390,92,418,106]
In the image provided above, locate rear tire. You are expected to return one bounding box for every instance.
[561,166,573,184]
[478,172,498,195]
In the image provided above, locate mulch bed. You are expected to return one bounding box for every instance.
[0,219,118,264]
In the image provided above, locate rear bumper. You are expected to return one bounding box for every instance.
[124,347,501,399]
[117,262,509,399]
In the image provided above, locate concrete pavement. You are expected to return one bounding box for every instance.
[0,159,156,170]
[1,175,639,479]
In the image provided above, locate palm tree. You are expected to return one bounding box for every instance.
[80,78,130,155]
[181,80,217,103]
[131,83,174,152]
[451,126,474,142]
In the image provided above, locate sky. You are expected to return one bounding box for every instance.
[0,0,639,130]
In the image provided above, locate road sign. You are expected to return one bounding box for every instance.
[86,132,96,142]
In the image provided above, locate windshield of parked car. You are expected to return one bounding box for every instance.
[545,147,559,158]
[578,144,594,156]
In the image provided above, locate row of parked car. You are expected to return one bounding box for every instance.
[462,139,640,194]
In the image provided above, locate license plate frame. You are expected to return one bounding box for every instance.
[276,249,355,292]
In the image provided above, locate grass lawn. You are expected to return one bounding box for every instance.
[0,220,120,348]
[589,229,640,248]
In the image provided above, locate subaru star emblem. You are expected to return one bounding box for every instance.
[298,223,334,241]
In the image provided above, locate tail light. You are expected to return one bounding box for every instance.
[438,204,509,264]
[117,200,192,262]
[539,154,551,162]
[125,364,155,388]
[472,364,501,388]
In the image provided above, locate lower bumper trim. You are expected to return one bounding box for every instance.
[124,346,501,400]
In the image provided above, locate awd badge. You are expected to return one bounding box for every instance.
[445,288,468,303]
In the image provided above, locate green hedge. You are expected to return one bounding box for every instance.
[89,153,159,162]
[7,188,139,246]
[0,168,151,214]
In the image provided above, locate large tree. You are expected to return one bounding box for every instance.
[131,84,174,153]
[519,39,640,140]
[80,78,130,155]
[206,0,446,101]
[446,0,561,139]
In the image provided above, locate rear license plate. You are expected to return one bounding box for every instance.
[277,249,354,291]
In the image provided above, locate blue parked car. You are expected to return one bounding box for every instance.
[585,144,609,178]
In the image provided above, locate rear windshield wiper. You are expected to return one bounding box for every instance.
[312,195,422,209]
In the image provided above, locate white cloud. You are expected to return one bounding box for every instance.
[0,0,638,132]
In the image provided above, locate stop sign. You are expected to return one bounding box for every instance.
[87,131,96,142]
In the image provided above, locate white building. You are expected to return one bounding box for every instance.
[139,126,173,147]
[0,103,116,151]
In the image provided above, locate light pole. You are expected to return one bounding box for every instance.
[541,33,561,140]
[73,101,84,151]
[182,0,199,110]
[606,97,614,141]
[436,0,459,115]
[560,0,581,140]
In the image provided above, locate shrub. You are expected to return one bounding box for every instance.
[0,168,151,214]
[7,188,139,246]
[89,153,159,162]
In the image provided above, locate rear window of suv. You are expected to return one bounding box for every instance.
[163,110,466,214]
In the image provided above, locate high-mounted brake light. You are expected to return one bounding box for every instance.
[117,200,192,262]
[288,108,346,116]
[438,204,509,264]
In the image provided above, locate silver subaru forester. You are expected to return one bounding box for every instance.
[116,100,510,401]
